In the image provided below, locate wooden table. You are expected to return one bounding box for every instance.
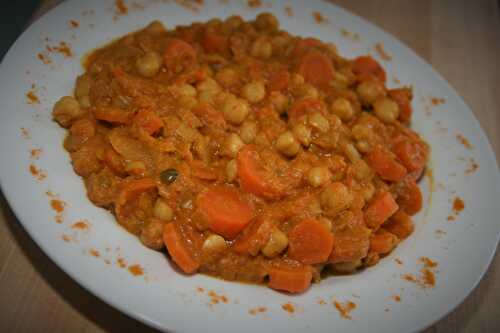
[1,0,499,332]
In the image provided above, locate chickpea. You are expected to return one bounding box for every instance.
[125,160,146,175]
[255,12,279,31]
[261,228,288,258]
[52,96,83,128]
[307,166,331,187]
[269,91,289,114]
[241,81,266,103]
[250,37,272,59]
[153,198,173,221]
[221,95,249,125]
[215,67,238,87]
[356,80,385,104]
[320,182,353,216]
[224,133,245,158]
[292,123,312,146]
[202,234,228,253]
[75,75,91,99]
[360,182,376,202]
[197,77,221,93]
[343,142,361,162]
[353,159,373,181]
[356,140,371,153]
[240,121,257,143]
[373,97,400,123]
[319,218,333,232]
[136,51,162,78]
[293,83,318,99]
[140,219,165,250]
[331,97,355,121]
[332,259,362,274]
[146,20,166,35]
[276,131,301,157]
[176,83,197,97]
[291,73,305,85]
[177,95,197,109]
[226,159,238,182]
[308,113,330,132]
[351,124,373,141]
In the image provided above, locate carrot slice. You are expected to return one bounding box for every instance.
[366,147,407,182]
[163,223,200,274]
[202,29,228,54]
[236,145,286,200]
[232,219,274,255]
[393,180,423,215]
[393,139,427,172]
[287,219,334,264]
[291,38,321,58]
[190,160,218,180]
[115,178,157,222]
[104,148,126,176]
[93,106,134,124]
[164,38,196,70]
[197,185,254,239]
[287,98,326,119]
[384,210,414,239]
[133,109,163,135]
[389,88,412,123]
[352,56,386,82]
[297,51,335,91]
[268,70,290,92]
[365,191,399,229]
[369,229,399,254]
[329,224,371,263]
[267,265,313,294]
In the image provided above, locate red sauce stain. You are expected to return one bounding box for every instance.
[420,256,438,268]
[395,258,404,265]
[248,306,267,315]
[375,42,391,61]
[313,11,329,24]
[115,0,128,15]
[71,220,90,230]
[30,149,42,160]
[422,268,436,287]
[196,287,205,293]
[431,97,445,106]
[392,76,401,84]
[26,89,40,105]
[402,258,438,289]
[20,127,30,139]
[284,5,293,17]
[247,0,262,8]
[89,248,100,257]
[207,290,228,305]
[37,53,52,64]
[456,134,473,149]
[128,264,144,276]
[61,234,72,242]
[281,302,295,314]
[465,157,479,175]
[317,299,327,305]
[117,257,127,268]
[29,164,47,181]
[447,196,464,221]
[333,301,356,320]
[47,41,73,58]
[69,19,80,28]
[403,273,417,283]
[55,215,63,224]
[50,199,65,213]
[392,295,402,302]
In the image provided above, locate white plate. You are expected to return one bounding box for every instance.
[0,1,499,332]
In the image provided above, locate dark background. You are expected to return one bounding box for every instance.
[0,1,40,61]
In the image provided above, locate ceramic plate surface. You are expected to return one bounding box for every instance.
[0,1,499,332]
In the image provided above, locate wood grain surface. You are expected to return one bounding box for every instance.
[0,0,499,332]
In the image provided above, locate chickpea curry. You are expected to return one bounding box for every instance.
[52,13,429,293]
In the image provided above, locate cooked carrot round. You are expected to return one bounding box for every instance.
[287,219,334,264]
[267,265,313,294]
[163,223,200,274]
[297,51,335,91]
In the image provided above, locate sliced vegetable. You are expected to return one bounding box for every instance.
[164,38,196,69]
[267,264,313,294]
[93,106,133,124]
[366,147,407,182]
[268,70,290,92]
[236,145,286,200]
[393,180,423,215]
[291,38,321,58]
[364,191,399,229]
[287,98,326,119]
[134,109,163,135]
[197,185,254,239]
[163,223,200,274]
[352,55,386,82]
[160,168,179,185]
[202,29,228,54]
[115,178,157,222]
[232,218,274,255]
[297,51,335,91]
[392,139,427,172]
[287,219,334,264]
[190,160,218,180]
[369,229,399,254]
[104,148,126,176]
[384,210,414,239]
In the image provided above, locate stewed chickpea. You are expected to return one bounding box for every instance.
[331,97,355,121]
[373,97,400,123]
[136,51,162,77]
[239,121,257,143]
[307,166,331,187]
[52,96,83,128]
[241,81,266,103]
[276,131,301,157]
[224,133,245,158]
[356,79,386,104]
[153,198,173,221]
[140,219,165,250]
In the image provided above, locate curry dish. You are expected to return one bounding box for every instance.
[52,13,429,293]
